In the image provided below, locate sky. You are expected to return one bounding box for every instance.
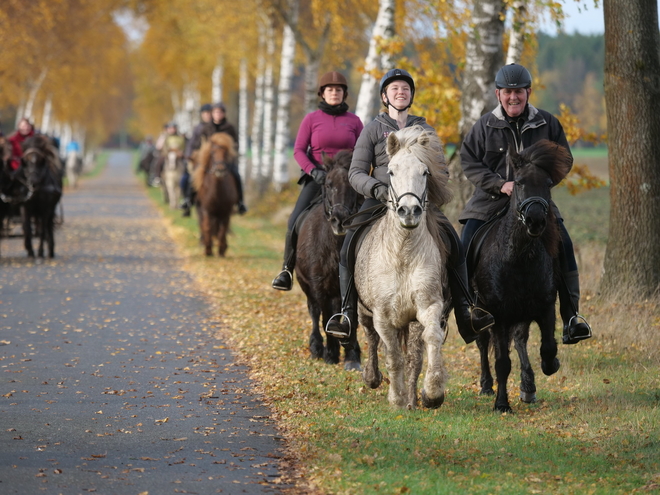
[541,0,659,35]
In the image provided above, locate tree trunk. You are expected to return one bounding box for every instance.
[249,23,267,183]
[212,60,223,104]
[273,21,296,190]
[259,21,276,187]
[505,0,526,65]
[601,0,660,298]
[23,69,48,122]
[238,58,249,180]
[445,0,506,225]
[40,96,53,135]
[354,0,395,125]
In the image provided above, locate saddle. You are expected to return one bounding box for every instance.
[466,206,508,279]
[291,194,324,238]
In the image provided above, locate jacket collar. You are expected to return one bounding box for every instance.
[375,112,427,131]
[490,104,542,128]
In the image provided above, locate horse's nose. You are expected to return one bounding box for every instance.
[397,204,422,228]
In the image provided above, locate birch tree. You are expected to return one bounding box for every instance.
[238,58,249,179]
[249,23,267,183]
[505,0,527,65]
[444,0,506,223]
[355,0,395,125]
[272,0,298,190]
[259,20,277,185]
[600,0,660,298]
[212,60,224,104]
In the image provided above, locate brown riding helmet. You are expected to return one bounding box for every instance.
[318,71,348,99]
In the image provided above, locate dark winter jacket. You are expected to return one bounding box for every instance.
[459,103,572,223]
[349,112,434,198]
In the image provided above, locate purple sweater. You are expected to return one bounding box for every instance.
[293,110,364,174]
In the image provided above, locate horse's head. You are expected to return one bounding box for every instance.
[207,132,236,178]
[386,126,451,229]
[322,150,359,236]
[508,139,572,237]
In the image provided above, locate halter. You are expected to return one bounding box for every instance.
[321,179,359,221]
[387,173,429,213]
[516,196,549,225]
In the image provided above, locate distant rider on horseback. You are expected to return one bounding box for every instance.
[181,103,212,216]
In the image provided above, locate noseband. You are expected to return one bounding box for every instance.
[387,173,429,212]
[516,196,549,225]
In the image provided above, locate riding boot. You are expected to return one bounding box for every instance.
[448,261,495,344]
[559,270,593,344]
[325,263,356,340]
[272,231,296,291]
[230,165,247,215]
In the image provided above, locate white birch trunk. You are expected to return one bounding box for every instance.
[14,102,25,128]
[445,0,506,224]
[182,84,199,137]
[303,58,321,114]
[40,96,53,135]
[23,69,48,122]
[259,23,276,182]
[273,23,297,189]
[171,91,182,127]
[506,0,527,64]
[238,58,249,179]
[250,23,267,182]
[212,61,223,103]
[355,0,396,125]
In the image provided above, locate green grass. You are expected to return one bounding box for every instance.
[553,186,610,245]
[143,174,659,495]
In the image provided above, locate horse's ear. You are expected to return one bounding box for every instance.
[387,132,401,157]
[320,151,330,171]
[506,141,521,170]
[417,130,430,147]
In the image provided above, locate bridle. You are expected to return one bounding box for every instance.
[387,169,429,212]
[516,195,549,226]
[321,178,359,221]
[208,146,228,178]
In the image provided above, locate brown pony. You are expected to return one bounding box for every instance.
[192,132,238,257]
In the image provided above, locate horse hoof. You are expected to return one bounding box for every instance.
[542,357,560,376]
[480,388,495,396]
[520,391,536,403]
[344,360,361,372]
[494,404,513,414]
[421,389,445,409]
[309,343,324,360]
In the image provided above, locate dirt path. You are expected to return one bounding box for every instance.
[0,151,290,494]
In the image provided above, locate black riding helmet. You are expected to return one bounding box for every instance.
[380,68,415,110]
[495,63,532,89]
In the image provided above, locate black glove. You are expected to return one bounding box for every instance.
[372,183,389,203]
[310,168,327,185]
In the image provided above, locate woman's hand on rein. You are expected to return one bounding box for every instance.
[310,168,327,185]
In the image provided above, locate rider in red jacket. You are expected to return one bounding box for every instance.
[8,118,35,170]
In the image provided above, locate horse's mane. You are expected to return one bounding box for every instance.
[23,134,62,175]
[388,126,453,209]
[322,149,353,172]
[517,139,572,185]
[193,132,237,192]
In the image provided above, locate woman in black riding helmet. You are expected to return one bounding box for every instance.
[325,68,494,345]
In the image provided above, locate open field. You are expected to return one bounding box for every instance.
[143,156,659,494]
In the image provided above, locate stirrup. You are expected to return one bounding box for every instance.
[325,313,352,339]
[470,305,495,333]
[563,314,592,345]
[271,269,293,291]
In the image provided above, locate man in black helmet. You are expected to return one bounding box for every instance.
[459,62,592,345]
[325,68,494,346]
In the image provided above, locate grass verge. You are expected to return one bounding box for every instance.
[144,175,660,495]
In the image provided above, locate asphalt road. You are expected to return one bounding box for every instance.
[0,152,290,494]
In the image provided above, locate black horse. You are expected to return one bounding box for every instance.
[294,150,363,370]
[0,146,32,253]
[20,135,63,258]
[470,139,572,413]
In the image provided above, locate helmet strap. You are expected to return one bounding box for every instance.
[385,96,413,113]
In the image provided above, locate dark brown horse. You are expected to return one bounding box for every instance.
[294,151,362,370]
[20,134,63,258]
[470,139,572,413]
[192,132,237,257]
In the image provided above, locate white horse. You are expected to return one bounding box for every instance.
[356,126,453,409]
[162,150,184,209]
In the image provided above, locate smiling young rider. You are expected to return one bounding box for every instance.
[459,63,592,345]
[325,68,495,345]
